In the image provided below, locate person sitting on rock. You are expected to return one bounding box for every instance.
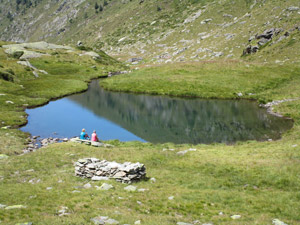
[91,130,99,142]
[80,128,89,140]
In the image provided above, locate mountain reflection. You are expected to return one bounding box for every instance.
[68,80,293,144]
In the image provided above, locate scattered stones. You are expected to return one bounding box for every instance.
[127,57,143,63]
[91,216,119,225]
[58,206,70,216]
[173,47,188,56]
[75,158,146,184]
[98,183,114,191]
[231,215,241,219]
[124,185,137,192]
[5,205,26,210]
[272,219,288,225]
[28,178,41,184]
[184,9,202,23]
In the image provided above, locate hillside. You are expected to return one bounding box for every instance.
[0,0,299,63]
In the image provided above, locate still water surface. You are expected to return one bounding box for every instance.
[21,80,293,144]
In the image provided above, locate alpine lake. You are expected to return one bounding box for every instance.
[21,79,293,144]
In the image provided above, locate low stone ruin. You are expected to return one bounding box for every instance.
[75,158,146,184]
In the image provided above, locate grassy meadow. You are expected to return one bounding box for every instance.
[0,41,300,224]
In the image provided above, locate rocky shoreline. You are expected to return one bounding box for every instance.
[23,136,69,154]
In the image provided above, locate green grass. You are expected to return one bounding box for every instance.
[0,138,299,224]
[100,61,300,103]
[0,40,300,224]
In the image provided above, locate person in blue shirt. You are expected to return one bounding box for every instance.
[80,128,89,140]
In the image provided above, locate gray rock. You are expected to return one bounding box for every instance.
[258,38,270,46]
[99,183,114,191]
[91,176,109,181]
[83,183,92,189]
[287,6,299,11]
[124,185,137,192]
[231,215,241,219]
[272,219,288,225]
[177,222,193,225]
[134,220,141,225]
[201,18,212,24]
[91,216,119,225]
[0,204,7,208]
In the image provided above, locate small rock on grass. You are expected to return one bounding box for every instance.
[0,204,7,208]
[272,219,288,225]
[134,220,141,224]
[91,216,119,225]
[231,215,241,219]
[168,196,174,200]
[177,222,193,225]
[83,183,92,189]
[150,177,156,183]
[98,183,114,191]
[124,185,137,192]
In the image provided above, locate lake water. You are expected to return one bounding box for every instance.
[21,80,293,144]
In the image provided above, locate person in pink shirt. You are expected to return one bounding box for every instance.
[91,130,99,142]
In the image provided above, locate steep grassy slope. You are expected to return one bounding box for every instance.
[0,0,299,63]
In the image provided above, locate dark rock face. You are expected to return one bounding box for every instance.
[243,45,258,55]
[243,28,283,55]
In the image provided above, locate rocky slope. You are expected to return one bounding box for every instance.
[0,0,299,63]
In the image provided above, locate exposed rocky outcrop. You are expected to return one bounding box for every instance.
[75,158,146,184]
[243,28,283,55]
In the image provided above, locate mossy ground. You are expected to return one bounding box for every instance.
[0,41,300,224]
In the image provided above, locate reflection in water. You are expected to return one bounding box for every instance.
[63,80,293,144]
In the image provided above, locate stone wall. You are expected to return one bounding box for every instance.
[75,158,146,184]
